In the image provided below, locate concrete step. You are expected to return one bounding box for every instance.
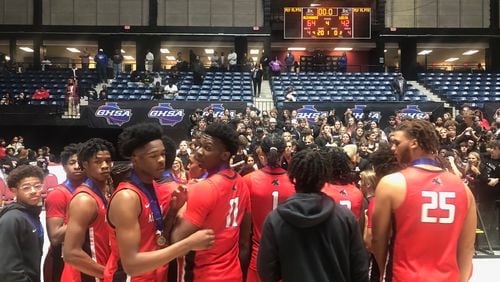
[407,80,443,102]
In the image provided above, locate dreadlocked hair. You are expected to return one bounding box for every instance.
[288,148,331,193]
[326,147,353,185]
[261,133,286,168]
[396,119,439,154]
[60,143,81,166]
[204,123,240,156]
[78,138,115,167]
[369,143,403,185]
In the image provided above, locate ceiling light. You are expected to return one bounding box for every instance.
[19,47,34,52]
[334,47,352,51]
[310,3,321,7]
[5,56,10,61]
[287,47,306,51]
[445,57,459,62]
[160,48,170,54]
[205,49,214,54]
[121,49,126,53]
[384,49,387,53]
[250,49,260,55]
[462,50,479,56]
[66,48,80,53]
[418,50,432,55]
[123,55,135,60]
[166,56,176,60]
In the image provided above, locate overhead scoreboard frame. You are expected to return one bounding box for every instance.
[284,7,371,39]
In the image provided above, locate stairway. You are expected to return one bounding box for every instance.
[253,80,275,112]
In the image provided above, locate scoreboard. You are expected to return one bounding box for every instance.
[284,7,371,39]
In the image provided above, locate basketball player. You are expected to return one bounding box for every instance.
[44,144,84,282]
[171,123,251,282]
[242,134,295,282]
[257,148,368,281]
[322,147,364,220]
[105,123,214,281]
[372,120,477,281]
[62,138,115,281]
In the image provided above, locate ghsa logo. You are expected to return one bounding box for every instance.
[398,105,428,120]
[95,102,132,126]
[148,103,184,126]
[203,104,226,118]
[296,105,327,123]
[352,105,381,122]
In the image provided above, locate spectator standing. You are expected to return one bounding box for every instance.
[338,52,347,72]
[251,64,263,97]
[210,51,221,71]
[284,52,295,73]
[111,49,124,79]
[391,73,406,101]
[80,48,90,70]
[269,57,282,77]
[228,50,237,72]
[257,148,368,282]
[94,49,108,84]
[66,78,79,118]
[145,50,154,72]
[259,51,270,79]
[0,165,45,281]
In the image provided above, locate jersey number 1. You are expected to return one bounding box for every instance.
[421,191,456,224]
[226,197,239,227]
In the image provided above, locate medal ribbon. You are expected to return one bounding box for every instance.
[84,178,108,207]
[63,179,75,193]
[410,158,441,167]
[130,171,163,235]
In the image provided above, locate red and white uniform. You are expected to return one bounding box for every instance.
[243,167,295,282]
[182,169,250,282]
[322,183,364,220]
[61,185,110,282]
[104,181,171,282]
[387,167,468,281]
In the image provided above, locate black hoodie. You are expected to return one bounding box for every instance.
[0,202,44,281]
[257,193,368,282]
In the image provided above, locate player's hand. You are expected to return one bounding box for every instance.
[170,185,187,211]
[187,229,215,251]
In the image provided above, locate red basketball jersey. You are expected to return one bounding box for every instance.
[388,167,468,281]
[45,183,73,221]
[322,183,364,219]
[243,167,295,277]
[61,185,110,282]
[104,181,171,281]
[182,169,250,282]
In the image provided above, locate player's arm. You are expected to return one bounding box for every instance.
[371,174,400,275]
[457,185,477,282]
[63,193,104,278]
[45,190,68,246]
[239,212,252,272]
[109,189,214,276]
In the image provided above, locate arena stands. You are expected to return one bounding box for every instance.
[419,72,500,105]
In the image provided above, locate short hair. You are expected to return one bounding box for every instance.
[288,148,331,193]
[261,134,286,168]
[203,123,240,156]
[326,147,353,185]
[7,165,44,188]
[78,138,115,167]
[118,123,164,159]
[359,169,377,191]
[60,143,80,166]
[369,143,403,184]
[489,139,500,149]
[395,120,439,154]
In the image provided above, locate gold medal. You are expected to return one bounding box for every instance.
[156,235,167,246]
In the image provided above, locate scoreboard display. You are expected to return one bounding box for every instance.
[284,7,371,39]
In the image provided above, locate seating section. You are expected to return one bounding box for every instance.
[419,72,500,105]
[107,71,253,103]
[271,72,427,106]
[0,69,98,106]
